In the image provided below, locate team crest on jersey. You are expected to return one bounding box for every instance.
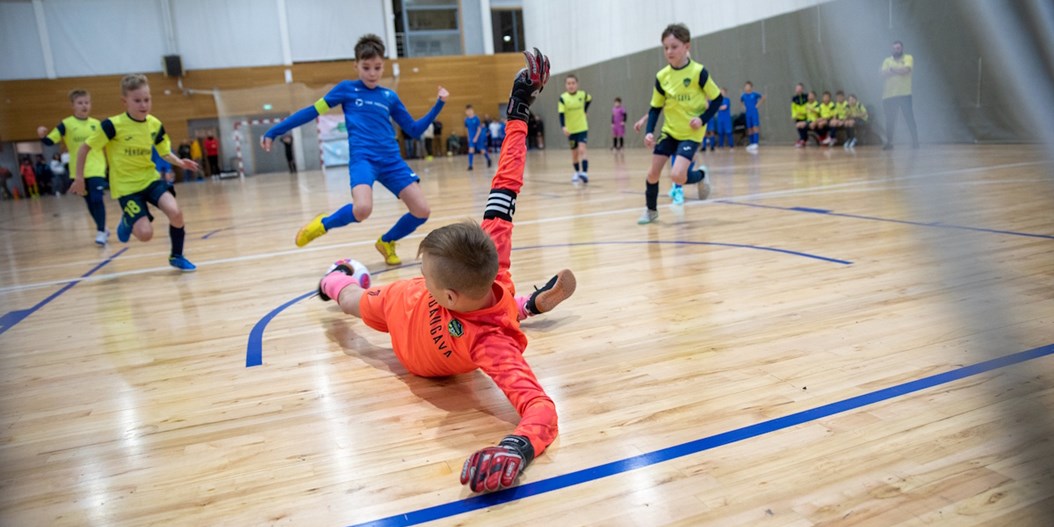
[683,78,691,87]
[355,99,364,106]
[448,319,464,337]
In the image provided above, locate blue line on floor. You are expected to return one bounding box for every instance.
[348,343,1054,527]
[719,201,1054,239]
[245,240,850,367]
[0,248,128,336]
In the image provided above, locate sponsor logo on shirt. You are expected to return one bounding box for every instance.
[448,319,464,338]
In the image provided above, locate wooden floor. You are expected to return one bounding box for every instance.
[1,144,1052,526]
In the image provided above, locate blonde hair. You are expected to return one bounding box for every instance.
[120,74,149,95]
[68,89,89,102]
[418,220,498,299]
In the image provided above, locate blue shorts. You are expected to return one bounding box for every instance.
[653,135,700,160]
[707,118,717,133]
[716,117,733,135]
[469,135,487,151]
[349,155,419,197]
[119,179,170,224]
[745,112,760,128]
[568,131,588,149]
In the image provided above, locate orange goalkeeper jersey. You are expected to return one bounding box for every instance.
[358,119,557,456]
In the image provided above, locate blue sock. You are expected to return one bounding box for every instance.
[468,152,474,168]
[751,133,759,144]
[573,162,580,172]
[686,167,705,184]
[322,203,357,231]
[381,213,428,243]
[484,152,491,162]
[582,159,588,173]
[84,193,106,232]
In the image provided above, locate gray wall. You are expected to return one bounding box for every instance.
[535,0,1047,148]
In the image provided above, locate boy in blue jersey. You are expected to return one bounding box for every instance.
[464,105,491,170]
[262,34,448,266]
[740,81,765,152]
[715,88,733,149]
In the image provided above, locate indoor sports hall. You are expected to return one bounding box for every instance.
[1,1,1051,525]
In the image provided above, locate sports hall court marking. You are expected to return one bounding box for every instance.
[245,240,853,367]
[345,343,1054,527]
[0,247,127,336]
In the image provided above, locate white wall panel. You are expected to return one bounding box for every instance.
[286,0,387,62]
[524,0,833,74]
[44,0,167,77]
[0,1,48,80]
[171,0,284,69]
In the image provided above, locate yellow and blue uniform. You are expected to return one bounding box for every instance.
[818,102,836,121]
[42,115,110,233]
[85,112,173,226]
[645,59,722,160]
[805,100,820,122]
[791,94,809,121]
[558,90,591,147]
[42,116,107,177]
[847,102,869,122]
[834,101,848,120]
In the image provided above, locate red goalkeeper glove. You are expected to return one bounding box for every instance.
[460,435,535,492]
[506,47,550,122]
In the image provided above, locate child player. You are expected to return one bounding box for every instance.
[559,74,591,183]
[38,89,110,246]
[262,34,448,266]
[72,74,200,270]
[740,81,765,152]
[464,104,491,170]
[639,23,721,222]
[316,49,576,493]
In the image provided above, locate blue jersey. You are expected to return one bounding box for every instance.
[465,116,483,143]
[717,96,733,122]
[265,79,444,160]
[741,92,763,115]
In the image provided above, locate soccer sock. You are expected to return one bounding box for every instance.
[381,212,428,243]
[85,195,106,232]
[321,272,359,302]
[751,133,759,144]
[484,151,491,163]
[686,167,705,184]
[468,152,474,167]
[322,203,357,230]
[169,225,185,257]
[847,127,856,139]
[582,160,589,173]
[645,181,659,211]
[573,162,580,173]
[798,127,808,141]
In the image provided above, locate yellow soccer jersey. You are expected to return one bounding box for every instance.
[86,112,172,198]
[818,102,836,120]
[805,101,820,121]
[882,54,914,99]
[847,102,869,121]
[791,94,808,120]
[558,90,591,134]
[650,60,721,142]
[834,101,848,120]
[42,115,107,177]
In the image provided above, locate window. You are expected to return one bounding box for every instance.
[491,9,525,53]
[393,0,462,57]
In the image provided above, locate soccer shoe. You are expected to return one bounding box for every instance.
[695,179,712,200]
[520,269,577,319]
[94,230,109,246]
[571,172,582,183]
[168,255,196,272]
[669,185,685,206]
[375,237,401,265]
[795,140,805,148]
[117,218,132,243]
[578,172,589,184]
[295,214,327,247]
[318,258,370,301]
[637,209,659,224]
[746,143,759,152]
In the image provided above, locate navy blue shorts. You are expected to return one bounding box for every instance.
[349,155,420,198]
[568,131,588,149]
[745,111,760,128]
[653,135,700,161]
[119,179,170,225]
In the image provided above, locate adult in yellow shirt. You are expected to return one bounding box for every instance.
[881,40,918,150]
